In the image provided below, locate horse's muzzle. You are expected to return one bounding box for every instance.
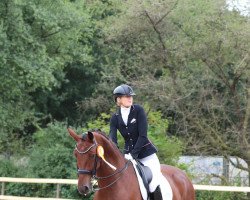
[78,184,91,196]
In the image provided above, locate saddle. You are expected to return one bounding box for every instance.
[135,160,153,195]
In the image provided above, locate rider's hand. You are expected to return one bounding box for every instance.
[124,153,133,160]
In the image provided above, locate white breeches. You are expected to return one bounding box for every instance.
[138,153,161,192]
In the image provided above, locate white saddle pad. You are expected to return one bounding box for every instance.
[126,154,173,200]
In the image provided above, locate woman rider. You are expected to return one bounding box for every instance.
[109,84,163,200]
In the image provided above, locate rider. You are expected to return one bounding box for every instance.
[109,84,163,200]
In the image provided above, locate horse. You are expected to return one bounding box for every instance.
[68,128,195,200]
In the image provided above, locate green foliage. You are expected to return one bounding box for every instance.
[0,159,20,177]
[5,182,90,199]
[28,122,76,179]
[196,191,246,200]
[83,112,111,134]
[6,183,57,198]
[96,0,250,176]
[146,104,184,165]
[31,0,103,125]
[0,0,98,155]
[0,122,95,199]
[0,98,35,157]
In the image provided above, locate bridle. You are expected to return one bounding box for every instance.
[75,138,131,191]
[75,139,99,176]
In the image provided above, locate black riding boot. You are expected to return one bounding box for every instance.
[150,185,163,200]
[149,192,154,200]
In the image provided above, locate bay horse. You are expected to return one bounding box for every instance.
[68,128,195,200]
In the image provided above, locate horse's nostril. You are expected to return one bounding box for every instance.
[83,186,89,192]
[78,185,90,195]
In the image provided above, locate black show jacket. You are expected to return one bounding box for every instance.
[109,104,157,159]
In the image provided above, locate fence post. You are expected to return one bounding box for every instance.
[1,182,4,195]
[56,183,60,198]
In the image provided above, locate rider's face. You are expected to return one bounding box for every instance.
[117,96,133,108]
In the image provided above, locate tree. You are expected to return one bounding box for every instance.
[0,0,94,156]
[95,0,250,187]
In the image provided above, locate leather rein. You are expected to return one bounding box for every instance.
[75,139,131,191]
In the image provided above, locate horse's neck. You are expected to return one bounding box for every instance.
[94,136,141,199]
[96,138,126,177]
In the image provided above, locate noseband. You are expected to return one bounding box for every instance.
[75,139,131,191]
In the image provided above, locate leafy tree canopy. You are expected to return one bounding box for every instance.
[0,0,96,155]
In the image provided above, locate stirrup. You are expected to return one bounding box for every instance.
[153,185,163,200]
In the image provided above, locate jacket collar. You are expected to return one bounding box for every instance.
[116,105,135,116]
[116,105,135,126]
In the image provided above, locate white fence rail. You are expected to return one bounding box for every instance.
[194,184,250,192]
[0,177,77,200]
[1,177,250,199]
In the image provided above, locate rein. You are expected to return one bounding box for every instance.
[75,140,131,191]
[93,160,131,191]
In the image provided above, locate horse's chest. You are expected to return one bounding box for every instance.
[94,189,142,200]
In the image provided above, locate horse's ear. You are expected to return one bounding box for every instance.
[68,128,80,142]
[87,131,94,141]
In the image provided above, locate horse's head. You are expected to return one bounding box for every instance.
[68,128,99,196]
[68,128,119,196]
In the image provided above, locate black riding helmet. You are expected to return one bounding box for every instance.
[113,84,136,102]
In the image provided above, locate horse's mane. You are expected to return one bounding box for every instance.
[89,129,119,151]
[90,129,109,140]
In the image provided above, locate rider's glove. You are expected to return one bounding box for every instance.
[124,153,133,160]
